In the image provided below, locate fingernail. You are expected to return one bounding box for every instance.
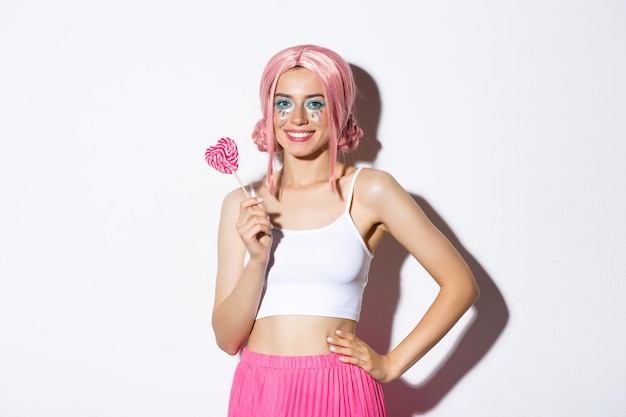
[327,337,333,343]
[335,330,342,335]
[256,197,264,202]
[329,346,336,352]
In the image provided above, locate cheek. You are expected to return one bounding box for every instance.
[307,109,323,122]
[273,107,291,124]
[311,109,329,127]
[273,113,285,139]
[273,114,285,131]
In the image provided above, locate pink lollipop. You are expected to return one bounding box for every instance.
[205,137,249,196]
[205,137,239,174]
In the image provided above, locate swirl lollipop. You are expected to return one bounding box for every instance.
[205,137,249,196]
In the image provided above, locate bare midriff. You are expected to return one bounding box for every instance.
[246,315,357,356]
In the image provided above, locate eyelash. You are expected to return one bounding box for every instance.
[274,100,293,111]
[274,99,326,111]
[305,100,325,110]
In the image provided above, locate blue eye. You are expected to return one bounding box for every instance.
[274,99,293,111]
[305,100,326,110]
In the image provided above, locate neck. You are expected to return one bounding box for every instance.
[280,154,337,189]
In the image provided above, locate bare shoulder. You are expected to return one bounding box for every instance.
[354,167,407,203]
[219,189,242,220]
[218,185,254,233]
[354,167,426,234]
[221,180,263,211]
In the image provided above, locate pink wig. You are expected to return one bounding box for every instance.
[251,45,364,194]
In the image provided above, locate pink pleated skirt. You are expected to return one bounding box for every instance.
[228,348,387,417]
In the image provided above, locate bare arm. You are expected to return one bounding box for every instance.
[328,169,479,382]
[211,189,272,355]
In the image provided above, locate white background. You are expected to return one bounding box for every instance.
[1,1,625,416]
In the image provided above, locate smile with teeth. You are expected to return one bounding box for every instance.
[286,131,314,141]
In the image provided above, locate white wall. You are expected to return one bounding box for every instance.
[1,1,625,416]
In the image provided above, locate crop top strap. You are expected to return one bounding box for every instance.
[248,184,256,197]
[344,167,363,213]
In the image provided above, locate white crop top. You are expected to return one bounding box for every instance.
[253,167,373,322]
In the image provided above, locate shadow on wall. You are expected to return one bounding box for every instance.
[348,64,509,416]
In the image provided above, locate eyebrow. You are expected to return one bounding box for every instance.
[274,93,325,99]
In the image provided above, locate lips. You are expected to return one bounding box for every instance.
[285,130,314,142]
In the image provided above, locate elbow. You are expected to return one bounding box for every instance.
[213,331,243,356]
[217,340,241,356]
[212,307,254,356]
[212,321,244,356]
[452,272,479,308]
[467,276,480,305]
[471,283,480,304]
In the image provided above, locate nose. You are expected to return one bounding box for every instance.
[290,105,307,125]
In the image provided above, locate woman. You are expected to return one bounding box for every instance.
[212,44,479,417]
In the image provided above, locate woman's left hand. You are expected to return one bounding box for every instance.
[327,330,395,383]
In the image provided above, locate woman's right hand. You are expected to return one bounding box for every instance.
[236,197,273,263]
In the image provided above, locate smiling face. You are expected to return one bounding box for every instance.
[273,67,330,159]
